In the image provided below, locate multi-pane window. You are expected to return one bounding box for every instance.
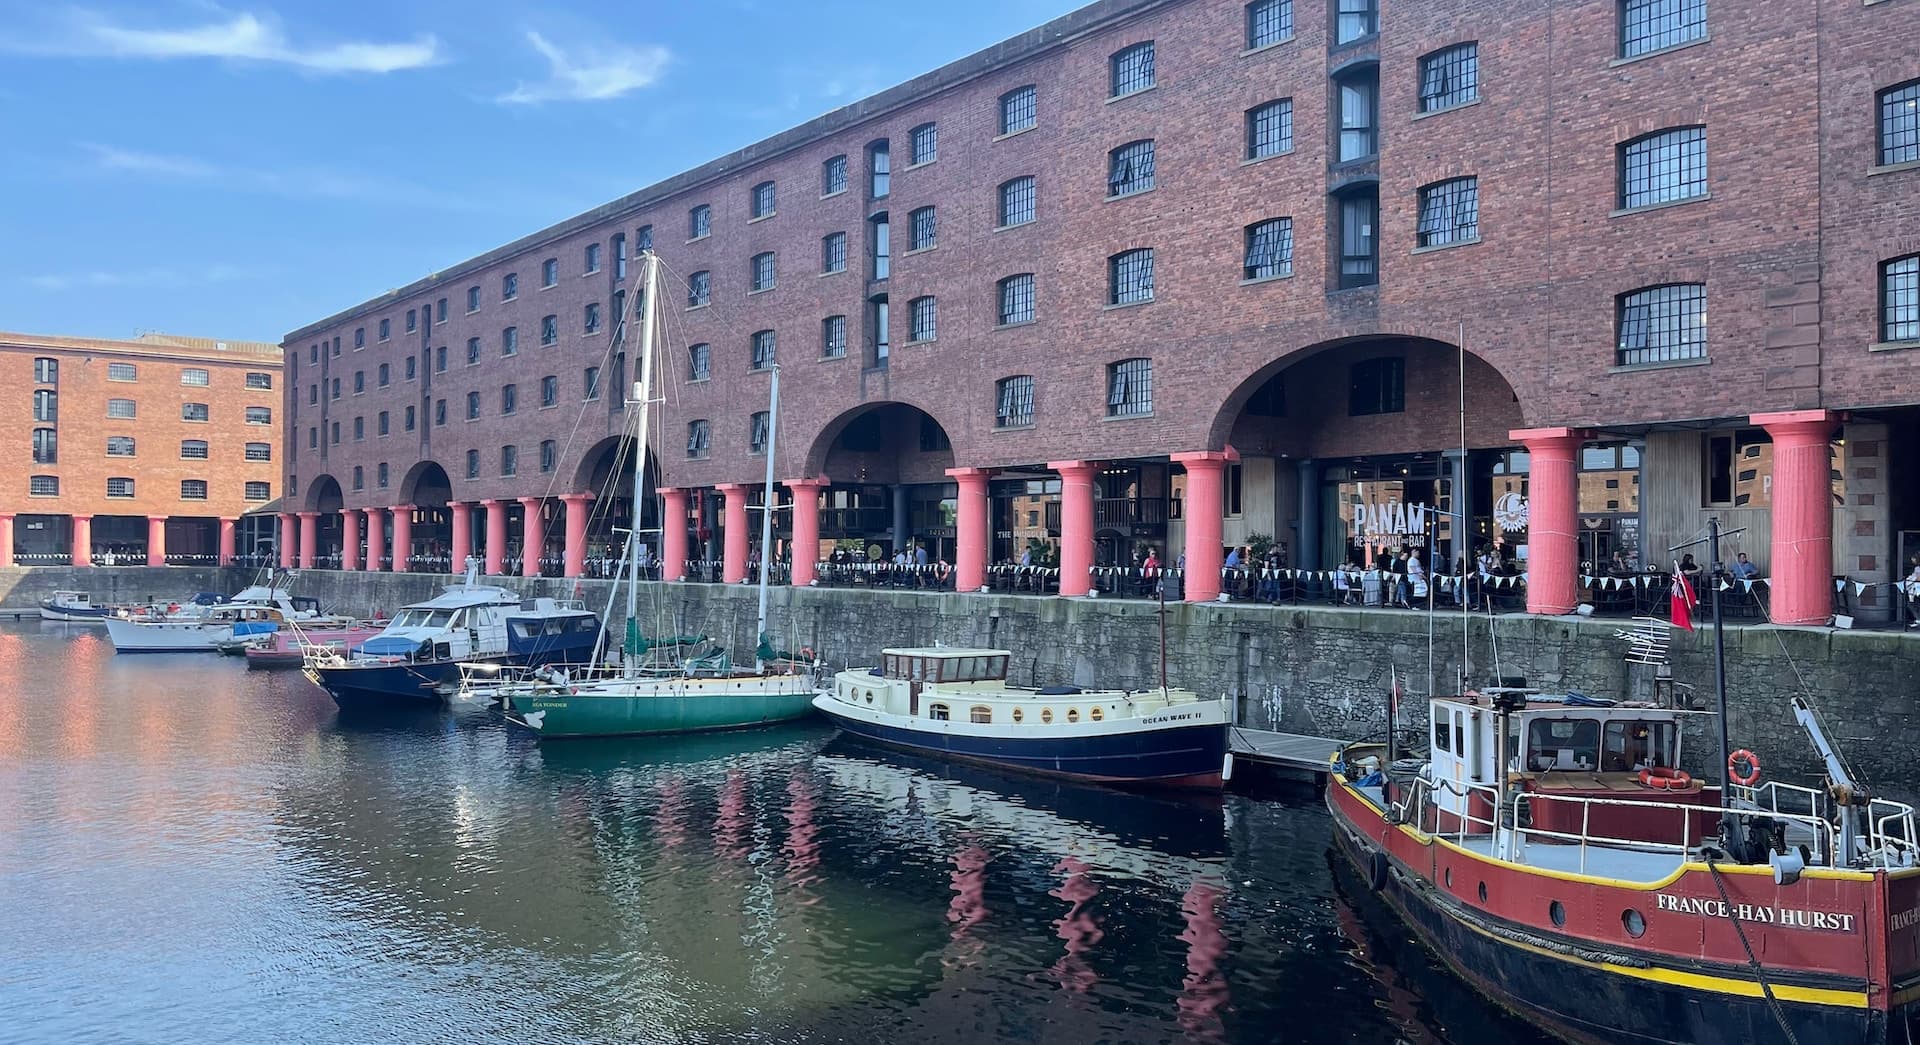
[1108,249,1155,305]
[996,375,1035,428]
[910,122,938,165]
[584,366,601,399]
[181,438,209,459]
[379,317,392,338]
[29,475,58,496]
[405,356,416,380]
[1880,81,1920,167]
[378,364,391,386]
[688,270,711,307]
[107,477,135,499]
[585,242,602,273]
[309,384,319,404]
[435,399,447,426]
[1619,127,1707,208]
[466,450,480,479]
[467,391,481,419]
[540,440,557,473]
[871,214,891,279]
[466,337,481,365]
[999,273,1036,325]
[353,416,365,442]
[1000,86,1037,135]
[1349,358,1406,415]
[354,327,366,348]
[180,368,209,386]
[32,428,56,464]
[869,140,891,198]
[823,232,848,274]
[1336,0,1377,43]
[1417,178,1479,247]
[35,389,58,421]
[999,176,1036,227]
[687,420,711,458]
[352,369,366,393]
[33,358,56,383]
[615,236,628,279]
[690,204,712,239]
[1338,70,1377,161]
[750,330,776,371]
[1420,43,1478,112]
[181,480,208,501]
[405,405,416,431]
[107,398,134,419]
[689,344,712,380]
[243,441,271,462]
[1107,358,1152,417]
[503,327,518,356]
[1110,42,1155,97]
[1244,218,1294,280]
[752,180,776,219]
[909,207,937,251]
[751,252,776,292]
[542,258,559,286]
[1882,255,1919,343]
[637,225,653,252]
[1620,0,1706,59]
[378,462,388,488]
[749,410,770,454]
[541,314,558,345]
[434,348,446,373]
[467,285,481,312]
[378,411,389,435]
[182,403,209,422]
[1338,188,1379,288]
[108,362,137,382]
[823,155,848,195]
[1246,0,1292,48]
[245,406,271,425]
[908,296,937,342]
[1108,140,1156,197]
[503,272,518,300]
[436,298,447,323]
[541,375,559,406]
[245,481,271,501]
[1246,100,1293,159]
[822,317,847,358]
[585,302,602,333]
[1616,283,1708,365]
[502,384,518,414]
[871,299,890,366]
[501,445,518,476]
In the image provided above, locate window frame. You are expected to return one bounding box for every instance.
[1246,99,1294,160]
[751,180,777,219]
[750,251,776,292]
[909,122,938,166]
[1106,358,1153,417]
[1416,177,1480,248]
[1879,80,1920,168]
[1418,42,1479,113]
[999,85,1037,135]
[996,375,1035,428]
[1110,41,1156,98]
[1246,0,1294,49]
[1880,254,1919,344]
[1108,249,1155,306]
[1616,283,1709,366]
[998,273,1036,326]
[908,206,937,251]
[689,204,712,240]
[1243,218,1295,281]
[822,155,849,196]
[750,330,777,372]
[998,176,1037,228]
[908,296,937,343]
[821,316,847,359]
[1107,139,1156,198]
[1619,0,1707,60]
[1617,126,1707,210]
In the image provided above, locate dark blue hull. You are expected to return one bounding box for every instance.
[819,709,1228,789]
[316,632,598,710]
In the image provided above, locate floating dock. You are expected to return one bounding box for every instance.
[1229,727,1347,779]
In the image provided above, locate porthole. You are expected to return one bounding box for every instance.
[1066,708,1080,723]
[1443,867,1452,889]
[1477,882,1488,904]
[864,691,874,704]
[1040,708,1054,724]
[1622,909,1646,938]
[1550,901,1566,927]
[1012,707,1024,723]
[1090,706,1105,721]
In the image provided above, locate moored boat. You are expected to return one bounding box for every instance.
[38,590,116,622]
[243,621,387,669]
[103,584,336,653]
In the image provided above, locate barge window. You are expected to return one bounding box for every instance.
[929,703,950,721]
[1433,716,1452,755]
[1527,719,1600,772]
[970,706,992,724]
[1090,707,1104,721]
[884,654,899,676]
[1602,720,1677,771]
[1012,708,1024,723]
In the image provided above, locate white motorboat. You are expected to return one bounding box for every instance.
[104,585,337,653]
[38,590,116,622]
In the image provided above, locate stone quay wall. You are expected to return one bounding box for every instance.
[11,566,1916,795]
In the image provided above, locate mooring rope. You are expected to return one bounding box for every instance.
[1706,854,1801,1045]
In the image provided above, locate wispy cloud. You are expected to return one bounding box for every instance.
[497,31,669,104]
[7,9,441,74]
[77,142,477,210]
[29,264,256,292]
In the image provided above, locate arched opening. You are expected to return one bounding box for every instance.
[398,461,453,569]
[303,474,345,566]
[573,435,661,575]
[804,401,955,569]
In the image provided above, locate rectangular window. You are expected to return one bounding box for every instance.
[501,445,518,476]
[872,215,890,279]
[749,410,770,454]
[1110,42,1155,97]
[503,326,518,356]
[1338,71,1378,161]
[181,480,208,501]
[1336,0,1377,44]
[1348,357,1406,415]
[407,309,418,332]
[435,399,447,426]
[1417,178,1479,247]
[823,155,848,195]
[1619,127,1707,208]
[180,368,210,386]
[245,481,271,501]
[871,299,890,366]
[1420,43,1479,112]
[29,475,58,497]
[1879,81,1920,167]
[34,389,58,422]
[246,406,271,425]
[378,411,389,435]
[997,375,1035,428]
[1244,218,1294,280]
[379,318,391,340]
[584,366,601,399]
[752,180,776,218]
[107,362,137,382]
[107,397,136,419]
[1616,283,1707,365]
[246,371,272,390]
[353,416,364,441]
[541,315,558,345]
[503,272,518,300]
[823,232,847,274]
[1247,100,1294,161]
[540,440,557,473]
[107,477,135,498]
[869,141,891,198]
[502,384,518,414]
[405,405,416,431]
[378,462,388,488]
[585,242,602,273]
[999,273,1036,325]
[1620,0,1706,59]
[182,402,209,422]
[1339,189,1379,288]
[1108,140,1155,197]
[688,271,710,307]
[751,330,776,371]
[466,391,481,419]
[1000,86,1036,135]
[31,428,56,464]
[688,344,711,381]
[310,384,318,404]
[1247,0,1293,48]
[466,449,480,479]
[33,358,57,384]
[1884,255,1920,343]
[354,327,365,348]
[614,235,627,279]
[999,176,1036,227]
[467,285,481,312]
[822,317,847,358]
[330,421,339,444]
[910,123,938,165]
[180,439,209,459]
[690,205,711,239]
[909,207,936,251]
[436,297,447,323]
[584,302,601,333]
[637,225,653,252]
[378,364,390,387]
[687,420,711,458]
[1107,358,1152,417]
[751,252,776,292]
[405,356,417,380]
[542,258,559,286]
[1109,249,1154,305]
[908,296,937,342]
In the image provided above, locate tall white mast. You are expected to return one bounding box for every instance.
[754,363,780,669]
[623,252,662,676]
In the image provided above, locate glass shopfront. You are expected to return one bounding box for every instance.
[992,476,1060,566]
[1322,456,1456,570]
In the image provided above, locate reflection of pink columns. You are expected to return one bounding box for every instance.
[1173,452,1232,603]
[1050,461,1097,597]
[71,515,92,566]
[449,502,473,572]
[297,512,319,569]
[947,467,992,592]
[481,500,507,575]
[784,478,828,586]
[146,516,167,567]
[279,513,297,568]
[518,497,543,576]
[391,506,414,573]
[660,488,689,581]
[562,494,593,577]
[0,513,14,568]
[340,510,361,571]
[1755,409,1840,626]
[1510,427,1586,615]
[717,484,750,584]
[365,507,385,572]
[217,517,236,565]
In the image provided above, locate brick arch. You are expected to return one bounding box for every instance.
[302,473,344,512]
[800,396,960,480]
[1609,107,1710,148]
[571,434,660,495]
[397,460,453,507]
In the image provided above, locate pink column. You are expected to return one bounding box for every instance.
[449,502,473,572]
[217,517,236,565]
[146,516,167,567]
[365,507,385,572]
[1050,460,1097,598]
[340,510,361,571]
[562,494,593,577]
[482,499,507,575]
[1755,409,1840,626]
[717,484,750,584]
[0,513,14,568]
[1173,452,1231,603]
[1511,427,1586,615]
[518,497,544,576]
[391,506,414,573]
[297,512,319,569]
[71,515,92,567]
[279,513,297,568]
[660,488,689,581]
[947,467,993,593]
[785,479,828,586]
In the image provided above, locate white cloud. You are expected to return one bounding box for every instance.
[82,143,216,178]
[29,264,254,292]
[11,9,441,73]
[497,31,669,104]
[77,142,477,210]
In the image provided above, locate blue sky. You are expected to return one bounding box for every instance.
[0,1,1079,343]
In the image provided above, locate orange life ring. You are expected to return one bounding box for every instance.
[1638,766,1693,791]
[1728,749,1762,787]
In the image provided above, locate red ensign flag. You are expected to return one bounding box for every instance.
[1669,568,1699,632]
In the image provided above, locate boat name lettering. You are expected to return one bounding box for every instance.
[1653,893,1856,932]
[1890,905,1920,933]
[1146,710,1202,724]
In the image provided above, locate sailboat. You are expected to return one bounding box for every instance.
[491,250,824,739]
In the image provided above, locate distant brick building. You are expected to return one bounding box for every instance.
[281,0,1920,625]
[2,331,283,566]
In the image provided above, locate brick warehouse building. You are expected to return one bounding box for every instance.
[280,0,1920,625]
[2,331,284,566]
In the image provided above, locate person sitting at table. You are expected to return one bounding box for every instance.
[1333,559,1357,605]
[1730,552,1759,581]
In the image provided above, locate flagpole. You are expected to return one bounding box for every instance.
[1708,518,1732,806]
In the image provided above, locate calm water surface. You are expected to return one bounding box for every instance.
[0,623,1552,1045]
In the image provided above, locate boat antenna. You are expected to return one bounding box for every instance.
[754,362,780,672]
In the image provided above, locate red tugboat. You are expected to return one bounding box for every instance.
[1328,525,1920,1044]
